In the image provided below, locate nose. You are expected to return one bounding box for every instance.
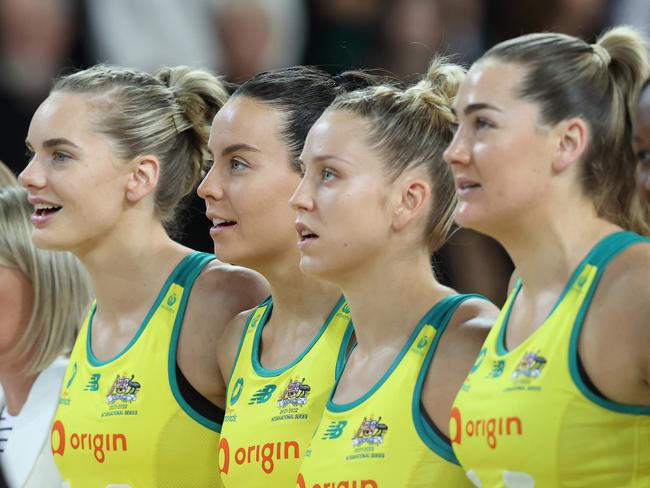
[18,157,46,191]
[443,128,471,167]
[197,165,225,201]
[289,176,314,212]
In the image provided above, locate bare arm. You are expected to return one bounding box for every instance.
[421,298,498,437]
[580,242,650,406]
[177,261,269,409]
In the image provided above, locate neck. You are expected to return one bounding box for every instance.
[337,248,450,352]
[490,199,619,295]
[76,217,188,321]
[262,255,342,327]
[0,369,39,416]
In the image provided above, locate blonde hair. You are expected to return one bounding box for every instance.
[483,26,650,234]
[0,184,91,373]
[327,58,465,251]
[53,65,229,230]
[0,161,18,188]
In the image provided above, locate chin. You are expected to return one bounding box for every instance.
[298,254,340,283]
[31,229,70,252]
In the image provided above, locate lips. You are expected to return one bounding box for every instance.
[455,176,481,193]
[295,222,319,245]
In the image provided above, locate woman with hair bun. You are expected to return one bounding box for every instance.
[291,58,497,487]
[446,26,650,486]
[19,65,268,487]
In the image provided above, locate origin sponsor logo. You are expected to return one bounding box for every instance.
[51,420,127,463]
[296,473,377,488]
[450,407,523,449]
[219,437,300,475]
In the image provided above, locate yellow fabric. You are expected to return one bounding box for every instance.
[451,232,650,487]
[218,296,353,487]
[297,295,477,488]
[52,253,223,488]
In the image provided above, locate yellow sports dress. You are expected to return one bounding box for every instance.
[218,296,354,487]
[297,294,482,488]
[52,252,224,487]
[451,231,650,487]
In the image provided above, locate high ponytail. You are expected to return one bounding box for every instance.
[328,57,466,251]
[482,26,650,234]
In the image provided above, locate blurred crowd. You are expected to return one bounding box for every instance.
[1,0,648,305]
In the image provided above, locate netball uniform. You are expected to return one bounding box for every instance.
[451,231,650,487]
[218,296,354,487]
[297,294,483,488]
[52,252,223,488]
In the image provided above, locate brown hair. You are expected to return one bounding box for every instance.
[482,26,650,234]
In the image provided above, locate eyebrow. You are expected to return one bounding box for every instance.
[42,138,80,149]
[313,154,354,166]
[222,143,261,157]
[451,103,503,116]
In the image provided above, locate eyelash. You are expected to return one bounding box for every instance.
[53,151,71,162]
[230,158,247,171]
[637,150,650,164]
[322,168,336,181]
[475,117,493,130]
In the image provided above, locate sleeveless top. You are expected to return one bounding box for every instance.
[52,252,224,487]
[451,232,650,487]
[218,296,354,487]
[297,294,483,488]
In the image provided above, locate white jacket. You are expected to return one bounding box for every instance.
[0,358,67,488]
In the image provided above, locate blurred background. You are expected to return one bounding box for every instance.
[1,0,648,305]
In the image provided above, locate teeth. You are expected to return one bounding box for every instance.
[300,229,312,237]
[212,218,233,226]
[34,203,61,210]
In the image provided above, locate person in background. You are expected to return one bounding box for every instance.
[0,161,90,488]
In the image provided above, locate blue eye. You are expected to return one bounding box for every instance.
[230,158,247,171]
[475,117,492,130]
[53,151,71,162]
[322,168,336,181]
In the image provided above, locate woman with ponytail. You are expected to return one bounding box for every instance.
[19,65,268,487]
[291,58,497,487]
[446,26,650,486]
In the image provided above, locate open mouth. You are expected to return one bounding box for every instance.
[299,229,319,242]
[34,203,62,217]
[212,218,237,228]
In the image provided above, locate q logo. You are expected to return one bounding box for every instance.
[218,437,230,475]
[51,420,66,456]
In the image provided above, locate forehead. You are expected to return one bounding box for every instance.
[209,96,284,149]
[304,110,371,158]
[28,91,100,143]
[455,60,528,110]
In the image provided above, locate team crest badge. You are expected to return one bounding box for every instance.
[277,377,311,407]
[352,416,388,446]
[106,374,141,403]
[512,350,547,382]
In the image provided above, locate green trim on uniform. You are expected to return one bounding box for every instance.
[167,252,222,431]
[86,252,196,367]
[251,295,347,378]
[568,232,650,415]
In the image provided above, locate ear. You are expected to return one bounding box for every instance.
[551,117,589,174]
[125,155,160,203]
[392,176,431,232]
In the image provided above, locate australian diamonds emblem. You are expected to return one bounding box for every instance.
[106,374,141,403]
[512,350,547,383]
[277,377,311,407]
[351,416,388,446]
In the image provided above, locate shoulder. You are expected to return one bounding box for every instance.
[216,306,258,381]
[192,259,270,317]
[443,296,498,346]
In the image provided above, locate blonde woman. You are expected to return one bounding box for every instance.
[19,66,268,487]
[0,172,90,488]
